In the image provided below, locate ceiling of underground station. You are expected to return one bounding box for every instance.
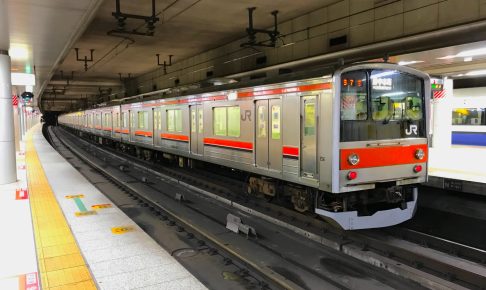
[8,0,486,112]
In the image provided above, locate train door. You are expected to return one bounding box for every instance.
[255,99,282,171]
[190,105,203,155]
[129,110,133,142]
[153,107,160,147]
[151,108,155,146]
[301,96,317,178]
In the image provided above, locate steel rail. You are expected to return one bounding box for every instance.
[56,126,486,289]
[51,127,307,290]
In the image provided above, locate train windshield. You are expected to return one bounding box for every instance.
[340,69,426,142]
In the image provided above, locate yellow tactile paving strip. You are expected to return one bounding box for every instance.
[26,132,96,290]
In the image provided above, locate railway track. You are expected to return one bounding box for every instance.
[53,126,486,289]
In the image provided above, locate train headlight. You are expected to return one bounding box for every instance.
[347,153,360,166]
[415,148,425,160]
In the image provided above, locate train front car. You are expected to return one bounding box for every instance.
[317,63,430,230]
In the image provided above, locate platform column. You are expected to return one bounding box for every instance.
[431,78,453,148]
[0,52,17,184]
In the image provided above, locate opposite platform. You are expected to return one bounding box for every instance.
[25,124,207,289]
[428,146,486,195]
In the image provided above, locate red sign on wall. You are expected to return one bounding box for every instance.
[16,188,29,200]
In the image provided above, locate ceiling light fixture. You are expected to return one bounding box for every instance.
[398,60,424,66]
[9,45,29,60]
[11,73,36,86]
[457,47,486,57]
[465,70,486,76]
[464,57,473,62]
[437,47,486,60]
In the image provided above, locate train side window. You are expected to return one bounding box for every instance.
[154,110,162,130]
[191,110,196,133]
[213,107,227,136]
[104,113,111,127]
[340,71,368,120]
[167,109,182,132]
[121,112,126,127]
[271,105,281,139]
[227,107,240,137]
[452,108,486,125]
[130,112,134,128]
[198,110,203,133]
[257,106,266,138]
[304,103,316,136]
[213,106,240,137]
[138,111,148,129]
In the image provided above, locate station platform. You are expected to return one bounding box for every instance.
[428,146,486,195]
[0,125,206,290]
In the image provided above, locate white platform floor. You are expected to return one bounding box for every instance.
[429,146,486,184]
[1,125,207,290]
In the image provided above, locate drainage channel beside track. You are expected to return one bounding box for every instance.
[53,126,486,290]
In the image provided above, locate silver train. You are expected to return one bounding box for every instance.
[59,62,430,230]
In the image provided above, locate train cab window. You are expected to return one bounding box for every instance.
[167,109,182,132]
[138,111,148,129]
[198,110,203,133]
[370,70,423,122]
[213,106,240,137]
[271,105,281,139]
[257,106,266,138]
[341,71,368,120]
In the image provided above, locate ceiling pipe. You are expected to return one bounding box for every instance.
[37,0,105,112]
[48,80,122,86]
[226,20,486,79]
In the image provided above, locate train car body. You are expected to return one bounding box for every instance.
[450,95,486,146]
[59,62,431,230]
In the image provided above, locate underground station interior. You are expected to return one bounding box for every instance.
[1,1,486,289]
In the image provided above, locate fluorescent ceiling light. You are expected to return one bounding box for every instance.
[465,70,486,76]
[398,60,424,66]
[457,47,486,57]
[9,45,29,60]
[464,57,473,62]
[11,73,35,85]
[437,47,486,60]
[436,55,456,60]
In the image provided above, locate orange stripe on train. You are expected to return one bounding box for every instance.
[160,133,189,142]
[340,144,427,170]
[203,138,253,151]
[134,130,153,137]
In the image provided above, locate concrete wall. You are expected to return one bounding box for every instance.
[127,0,486,95]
